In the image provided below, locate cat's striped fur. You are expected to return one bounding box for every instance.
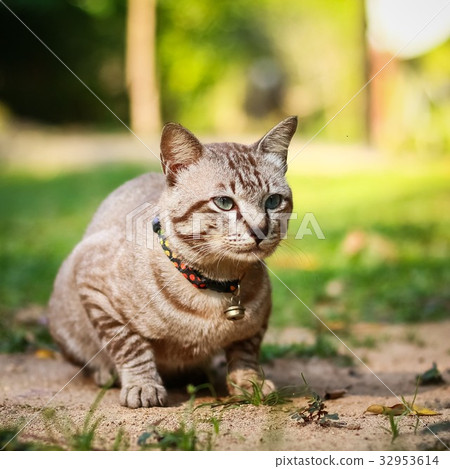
[48,117,297,408]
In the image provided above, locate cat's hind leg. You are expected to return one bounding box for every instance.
[49,301,117,387]
[49,260,117,386]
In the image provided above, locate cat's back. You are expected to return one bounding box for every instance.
[84,172,164,237]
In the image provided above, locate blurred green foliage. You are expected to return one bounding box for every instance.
[0,0,127,126]
[156,0,273,130]
[0,163,154,308]
[1,0,449,152]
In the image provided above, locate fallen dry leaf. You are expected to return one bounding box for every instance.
[410,404,441,416]
[366,404,404,416]
[34,349,55,359]
[365,403,440,416]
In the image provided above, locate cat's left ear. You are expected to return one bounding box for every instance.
[160,122,203,186]
[256,116,298,170]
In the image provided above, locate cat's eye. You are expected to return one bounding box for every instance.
[213,196,234,211]
[265,194,282,210]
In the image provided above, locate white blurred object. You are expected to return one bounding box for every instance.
[366,0,450,58]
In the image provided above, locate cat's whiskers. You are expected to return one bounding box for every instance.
[273,238,313,267]
[215,246,233,273]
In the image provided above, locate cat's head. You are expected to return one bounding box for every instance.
[158,117,297,279]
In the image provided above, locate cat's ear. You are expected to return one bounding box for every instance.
[256,116,298,169]
[160,123,203,185]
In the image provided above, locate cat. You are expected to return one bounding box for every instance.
[48,116,297,408]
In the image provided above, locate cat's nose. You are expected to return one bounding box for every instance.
[248,220,269,244]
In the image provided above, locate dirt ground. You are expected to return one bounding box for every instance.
[1,321,449,451]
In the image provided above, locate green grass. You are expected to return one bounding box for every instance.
[290,374,340,426]
[138,384,220,451]
[0,161,449,350]
[0,163,151,309]
[0,427,59,451]
[260,334,353,366]
[2,380,128,451]
[216,380,296,408]
[0,318,53,353]
[270,165,450,327]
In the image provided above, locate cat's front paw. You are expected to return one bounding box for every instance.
[227,369,276,396]
[120,383,168,408]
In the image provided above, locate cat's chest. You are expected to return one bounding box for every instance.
[134,285,268,353]
[153,291,263,336]
[151,302,266,367]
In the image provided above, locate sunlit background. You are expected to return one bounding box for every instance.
[0,0,449,352]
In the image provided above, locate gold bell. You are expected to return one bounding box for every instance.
[224,284,245,320]
[224,304,246,320]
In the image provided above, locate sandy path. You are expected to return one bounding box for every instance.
[1,321,449,451]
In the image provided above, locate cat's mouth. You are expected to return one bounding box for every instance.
[230,239,279,258]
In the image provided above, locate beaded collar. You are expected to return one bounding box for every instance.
[152,217,239,294]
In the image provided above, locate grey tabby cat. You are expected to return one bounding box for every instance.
[49,116,297,408]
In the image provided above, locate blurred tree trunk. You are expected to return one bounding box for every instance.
[368,49,399,146]
[362,0,400,147]
[126,0,160,135]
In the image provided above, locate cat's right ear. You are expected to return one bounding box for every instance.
[160,123,203,186]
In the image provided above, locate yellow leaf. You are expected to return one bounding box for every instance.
[411,404,440,416]
[34,349,54,359]
[366,402,440,416]
[366,404,402,415]
[365,405,385,414]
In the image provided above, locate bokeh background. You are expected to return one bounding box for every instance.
[0,0,449,353]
